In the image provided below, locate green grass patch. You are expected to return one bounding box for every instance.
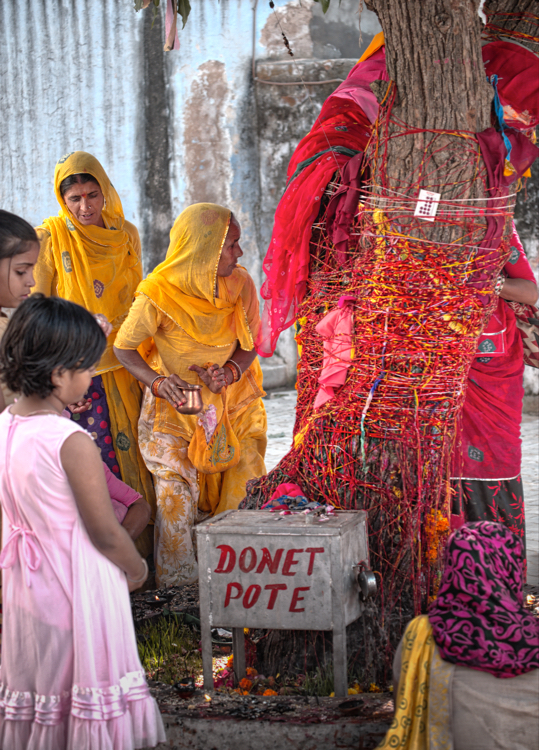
[136,615,203,685]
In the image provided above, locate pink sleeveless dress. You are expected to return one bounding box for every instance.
[0,409,165,749]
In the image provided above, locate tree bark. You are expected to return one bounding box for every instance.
[367,0,492,132]
[364,0,495,250]
[484,0,539,53]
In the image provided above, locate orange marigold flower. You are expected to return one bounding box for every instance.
[226,655,234,668]
[263,689,278,696]
[246,667,258,678]
[239,678,253,691]
[425,510,451,565]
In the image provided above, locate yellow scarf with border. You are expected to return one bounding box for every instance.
[136,203,254,351]
[377,614,453,750]
[37,151,142,374]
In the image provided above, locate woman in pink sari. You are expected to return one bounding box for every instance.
[450,224,538,547]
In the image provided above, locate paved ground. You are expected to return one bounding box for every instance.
[264,391,539,585]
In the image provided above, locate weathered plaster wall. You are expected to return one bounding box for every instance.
[254,57,358,381]
[0,0,144,237]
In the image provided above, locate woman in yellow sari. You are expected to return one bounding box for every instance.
[114,203,267,587]
[33,151,155,555]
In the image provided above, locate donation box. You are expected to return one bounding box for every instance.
[196,509,373,697]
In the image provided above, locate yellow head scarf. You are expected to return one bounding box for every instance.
[38,151,142,373]
[137,203,254,350]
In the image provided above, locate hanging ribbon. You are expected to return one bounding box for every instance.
[164,0,180,51]
[489,74,515,176]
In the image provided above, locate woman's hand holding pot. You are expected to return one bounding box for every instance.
[156,374,189,409]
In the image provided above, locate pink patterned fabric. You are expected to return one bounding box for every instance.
[0,409,166,749]
[314,296,355,409]
[428,521,539,678]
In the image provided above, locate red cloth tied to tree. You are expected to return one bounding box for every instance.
[256,47,388,358]
[482,41,539,128]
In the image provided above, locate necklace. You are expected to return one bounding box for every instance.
[18,409,62,418]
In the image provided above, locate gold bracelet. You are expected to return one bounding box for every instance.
[150,376,167,397]
[228,358,243,377]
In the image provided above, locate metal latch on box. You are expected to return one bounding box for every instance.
[353,562,377,601]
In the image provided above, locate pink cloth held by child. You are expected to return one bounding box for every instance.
[102,462,142,523]
[61,409,142,523]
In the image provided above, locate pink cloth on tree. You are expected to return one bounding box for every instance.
[269,482,305,501]
[314,296,355,409]
[165,0,180,50]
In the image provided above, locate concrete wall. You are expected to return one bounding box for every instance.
[0,0,536,392]
[0,0,381,388]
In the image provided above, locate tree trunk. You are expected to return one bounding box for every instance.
[248,0,535,686]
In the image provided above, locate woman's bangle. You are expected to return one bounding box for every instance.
[127,557,148,584]
[494,275,505,296]
[223,362,239,384]
[150,375,167,397]
[228,358,242,377]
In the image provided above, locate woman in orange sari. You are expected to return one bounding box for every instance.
[33,152,155,555]
[114,203,267,586]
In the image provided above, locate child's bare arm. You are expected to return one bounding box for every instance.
[61,432,147,586]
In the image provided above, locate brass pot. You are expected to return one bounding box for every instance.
[176,384,203,415]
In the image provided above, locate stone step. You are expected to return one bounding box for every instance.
[149,694,393,750]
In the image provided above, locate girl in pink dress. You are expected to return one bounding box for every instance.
[0,293,165,749]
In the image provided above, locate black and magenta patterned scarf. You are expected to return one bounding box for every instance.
[429,521,539,678]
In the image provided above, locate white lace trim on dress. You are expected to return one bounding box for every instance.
[0,670,150,725]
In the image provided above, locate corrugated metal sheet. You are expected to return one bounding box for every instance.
[0,0,144,228]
